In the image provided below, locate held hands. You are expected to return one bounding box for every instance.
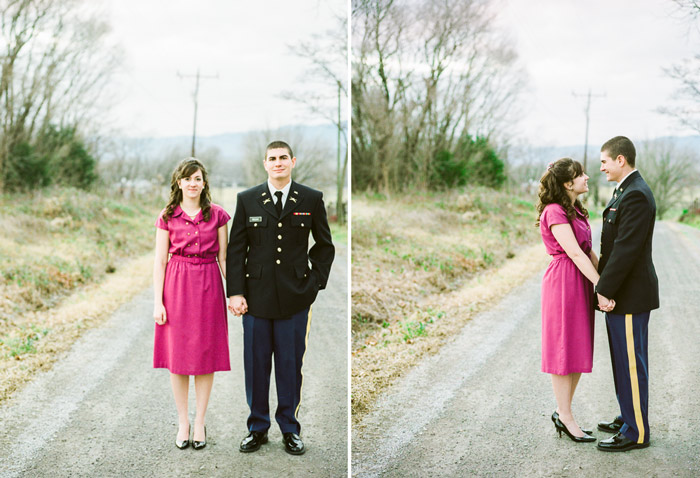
[228,295,248,316]
[154,303,167,325]
[597,293,615,313]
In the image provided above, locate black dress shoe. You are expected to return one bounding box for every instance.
[175,423,190,450]
[282,432,305,455]
[193,426,207,450]
[553,417,596,443]
[239,431,268,453]
[597,432,649,452]
[552,412,593,435]
[597,416,625,433]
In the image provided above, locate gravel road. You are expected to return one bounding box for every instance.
[352,221,700,477]
[0,246,348,478]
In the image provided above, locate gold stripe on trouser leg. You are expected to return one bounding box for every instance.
[295,306,313,419]
[625,314,645,443]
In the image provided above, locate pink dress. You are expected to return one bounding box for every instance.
[153,204,231,375]
[540,203,594,374]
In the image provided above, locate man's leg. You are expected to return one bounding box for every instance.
[605,312,650,444]
[272,307,312,435]
[242,313,273,432]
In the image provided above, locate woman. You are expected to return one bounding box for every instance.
[153,158,231,450]
[536,158,614,443]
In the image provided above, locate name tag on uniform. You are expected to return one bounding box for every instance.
[610,208,616,212]
[249,216,263,222]
[293,212,311,216]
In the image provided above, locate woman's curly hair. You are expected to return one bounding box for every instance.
[536,157,588,227]
[162,158,212,223]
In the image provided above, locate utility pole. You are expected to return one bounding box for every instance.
[336,80,345,225]
[177,69,218,157]
[573,88,606,204]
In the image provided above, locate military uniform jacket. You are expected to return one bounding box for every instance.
[597,171,659,314]
[226,181,335,319]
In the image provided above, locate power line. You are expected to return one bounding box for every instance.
[572,88,606,172]
[573,88,606,204]
[177,69,219,157]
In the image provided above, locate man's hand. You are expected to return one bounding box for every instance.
[597,293,616,313]
[228,295,248,316]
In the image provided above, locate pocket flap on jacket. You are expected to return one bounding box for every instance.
[245,263,262,279]
[247,216,267,227]
[294,264,310,279]
[290,215,311,228]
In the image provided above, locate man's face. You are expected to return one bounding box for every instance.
[600,150,625,183]
[263,147,296,182]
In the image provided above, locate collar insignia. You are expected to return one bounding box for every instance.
[263,198,271,204]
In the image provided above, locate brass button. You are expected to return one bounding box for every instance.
[187,232,190,235]
[276,259,281,264]
[246,273,250,277]
[301,223,304,227]
[195,243,198,246]
[254,223,258,227]
[278,235,282,240]
[195,231,198,234]
[277,247,282,252]
[278,222,282,228]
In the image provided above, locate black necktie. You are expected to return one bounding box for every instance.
[275,191,283,216]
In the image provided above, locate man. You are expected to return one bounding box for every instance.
[226,140,335,455]
[595,136,659,452]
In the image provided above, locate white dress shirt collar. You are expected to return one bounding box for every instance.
[268,179,292,207]
[616,169,637,190]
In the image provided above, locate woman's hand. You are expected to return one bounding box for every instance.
[154,303,167,325]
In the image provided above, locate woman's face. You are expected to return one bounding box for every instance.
[178,168,205,200]
[570,172,589,196]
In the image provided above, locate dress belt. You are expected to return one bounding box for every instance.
[169,254,217,264]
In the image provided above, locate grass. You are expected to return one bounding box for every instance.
[0,187,163,402]
[351,187,550,424]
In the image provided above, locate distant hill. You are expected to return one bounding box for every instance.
[508,135,700,167]
[123,123,340,164]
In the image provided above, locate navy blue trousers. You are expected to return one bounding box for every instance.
[605,311,650,444]
[242,307,311,435]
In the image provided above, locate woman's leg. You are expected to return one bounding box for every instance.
[170,373,190,441]
[551,373,584,437]
[569,372,582,408]
[194,373,214,441]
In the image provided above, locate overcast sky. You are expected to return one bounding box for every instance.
[498,0,699,147]
[104,0,346,138]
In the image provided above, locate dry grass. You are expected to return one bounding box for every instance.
[0,187,162,403]
[0,253,153,402]
[351,188,549,424]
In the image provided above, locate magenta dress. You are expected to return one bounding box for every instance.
[540,203,594,375]
[153,204,231,375]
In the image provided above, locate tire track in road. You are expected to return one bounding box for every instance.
[352,221,700,477]
[0,246,348,478]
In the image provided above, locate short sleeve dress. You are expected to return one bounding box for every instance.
[153,203,231,375]
[539,203,595,375]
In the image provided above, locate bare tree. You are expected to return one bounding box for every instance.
[281,9,348,223]
[352,0,524,193]
[639,138,699,219]
[0,0,121,191]
[241,127,335,193]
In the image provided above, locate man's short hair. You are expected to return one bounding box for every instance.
[601,136,636,167]
[265,140,294,160]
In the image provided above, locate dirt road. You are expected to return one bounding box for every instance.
[0,247,348,478]
[352,221,700,477]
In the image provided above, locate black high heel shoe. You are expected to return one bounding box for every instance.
[552,411,593,435]
[554,417,596,442]
[175,423,190,450]
[193,426,207,450]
